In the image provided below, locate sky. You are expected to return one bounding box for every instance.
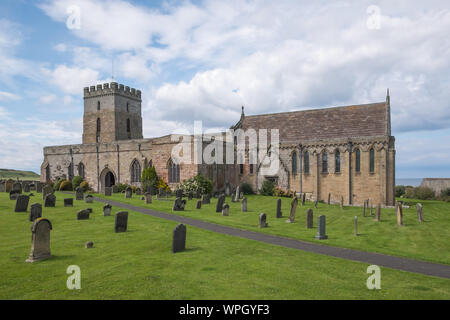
[0,0,449,179]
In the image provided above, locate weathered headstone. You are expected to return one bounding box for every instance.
[235,186,240,203]
[77,209,90,220]
[125,187,132,199]
[276,199,282,218]
[10,190,21,200]
[176,189,183,198]
[314,200,318,209]
[26,218,52,262]
[222,203,229,216]
[85,194,93,203]
[24,184,30,193]
[216,195,225,213]
[172,197,186,211]
[145,192,152,204]
[105,187,112,196]
[15,195,30,212]
[416,203,424,222]
[36,183,43,193]
[64,198,73,207]
[172,223,186,253]
[340,196,344,209]
[315,215,328,240]
[12,182,22,193]
[396,202,403,226]
[202,194,210,204]
[374,203,381,222]
[112,185,119,193]
[103,204,112,216]
[327,193,331,205]
[302,192,306,206]
[240,192,244,199]
[135,188,142,196]
[259,213,268,228]
[306,208,313,228]
[85,241,94,248]
[43,185,53,201]
[241,197,247,212]
[115,211,128,232]
[196,200,202,209]
[44,194,56,207]
[354,216,358,236]
[5,180,13,192]
[0,181,5,192]
[29,203,42,221]
[75,187,84,200]
[231,194,237,203]
[286,197,298,223]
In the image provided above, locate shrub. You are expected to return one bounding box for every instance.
[273,187,295,197]
[59,180,73,191]
[240,183,254,195]
[404,186,435,200]
[114,183,129,193]
[141,166,159,193]
[395,185,406,198]
[260,179,275,196]
[158,178,171,192]
[131,186,136,193]
[72,176,83,190]
[54,178,65,191]
[439,188,450,202]
[79,181,89,192]
[179,174,213,195]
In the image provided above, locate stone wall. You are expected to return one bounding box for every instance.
[420,178,450,196]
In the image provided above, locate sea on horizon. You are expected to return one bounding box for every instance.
[396,178,423,187]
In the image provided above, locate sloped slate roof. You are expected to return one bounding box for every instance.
[239,102,388,142]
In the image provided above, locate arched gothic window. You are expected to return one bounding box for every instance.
[369,148,375,173]
[130,159,141,183]
[250,164,254,174]
[335,150,340,173]
[168,159,180,183]
[322,151,328,173]
[304,151,310,174]
[292,151,297,175]
[355,149,361,173]
[78,163,85,179]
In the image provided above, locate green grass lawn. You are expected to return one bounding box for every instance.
[0,191,449,299]
[93,193,450,265]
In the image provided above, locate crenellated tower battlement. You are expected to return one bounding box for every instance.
[83,82,142,101]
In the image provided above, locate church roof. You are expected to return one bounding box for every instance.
[237,101,390,143]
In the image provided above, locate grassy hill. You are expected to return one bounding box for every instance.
[0,169,40,180]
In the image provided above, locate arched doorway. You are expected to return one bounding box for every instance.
[99,168,117,193]
[105,172,115,188]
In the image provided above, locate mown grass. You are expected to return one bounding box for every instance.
[93,192,450,265]
[0,191,449,299]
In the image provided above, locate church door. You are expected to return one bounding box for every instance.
[105,172,115,188]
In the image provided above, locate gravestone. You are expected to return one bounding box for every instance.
[145,192,152,204]
[340,196,344,209]
[26,218,52,262]
[259,213,268,228]
[112,185,119,193]
[216,195,225,213]
[176,189,183,198]
[125,187,132,199]
[24,184,30,193]
[15,195,30,212]
[172,197,186,211]
[29,203,42,221]
[416,203,424,222]
[396,202,403,226]
[44,194,56,207]
[105,187,112,196]
[172,223,186,253]
[64,198,73,207]
[306,208,313,228]
[196,200,202,209]
[276,199,282,218]
[196,189,201,199]
[188,191,193,200]
[147,185,154,195]
[10,190,21,200]
[43,185,53,201]
[314,200,318,209]
[374,203,381,222]
[115,211,128,233]
[286,197,298,223]
[235,186,240,202]
[354,216,358,236]
[5,181,13,192]
[75,187,84,200]
[225,184,231,196]
[85,241,94,248]
[12,182,22,193]
[327,193,331,205]
[315,215,328,240]
[231,194,237,203]
[202,194,210,204]
[77,209,90,220]
[36,183,43,193]
[240,192,244,199]
[135,188,142,196]
[241,197,247,212]
[222,203,229,216]
[302,193,306,206]
[85,195,94,203]
[86,208,93,213]
[0,181,5,192]
[103,204,112,216]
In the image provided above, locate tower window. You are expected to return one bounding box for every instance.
[322,151,328,173]
[369,148,375,173]
[355,149,360,173]
[126,102,129,112]
[304,151,309,174]
[130,159,141,183]
[335,150,340,173]
[127,118,131,133]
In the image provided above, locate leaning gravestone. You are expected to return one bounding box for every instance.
[315,215,328,240]
[306,208,313,228]
[10,190,21,200]
[115,211,128,233]
[396,202,403,226]
[374,203,381,222]
[85,195,93,203]
[43,185,53,201]
[235,186,240,203]
[24,184,30,193]
[77,209,90,220]
[145,192,152,204]
[196,200,202,209]
[416,203,424,222]
[125,187,132,199]
[276,199,282,218]
[175,189,183,198]
[103,204,112,216]
[172,223,186,253]
[75,187,84,200]
[64,198,73,207]
[172,198,186,211]
[302,193,306,206]
[216,195,225,213]
[29,203,42,221]
[44,194,56,207]
[286,197,298,223]
[105,187,112,196]
[15,195,30,212]
[222,203,229,216]
[26,218,52,262]
[241,197,247,212]
[259,213,268,228]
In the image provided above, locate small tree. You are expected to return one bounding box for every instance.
[395,185,406,198]
[260,179,275,196]
[141,166,159,193]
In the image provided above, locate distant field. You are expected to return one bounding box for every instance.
[0,169,40,181]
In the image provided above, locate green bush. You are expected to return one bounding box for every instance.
[405,186,435,200]
[72,176,83,190]
[260,179,274,196]
[79,181,89,192]
[54,178,65,191]
[395,185,406,198]
[439,188,450,202]
[59,180,73,191]
[179,174,213,195]
[142,166,159,194]
[240,183,254,195]
[114,183,129,193]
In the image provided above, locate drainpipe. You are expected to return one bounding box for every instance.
[117,144,120,184]
[96,145,100,193]
[348,141,353,205]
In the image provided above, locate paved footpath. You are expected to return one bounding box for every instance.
[93,196,450,279]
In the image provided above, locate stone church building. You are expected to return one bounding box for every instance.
[40,82,395,206]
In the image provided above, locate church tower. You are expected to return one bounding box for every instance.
[82,82,143,144]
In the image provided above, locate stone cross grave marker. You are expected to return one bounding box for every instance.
[115,211,128,232]
[315,215,328,240]
[26,218,52,262]
[172,223,186,253]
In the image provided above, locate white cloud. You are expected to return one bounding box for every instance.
[0,91,20,101]
[41,64,100,95]
[39,94,57,104]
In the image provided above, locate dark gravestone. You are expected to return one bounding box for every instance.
[75,187,84,200]
[241,197,247,212]
[314,200,318,209]
[276,199,282,218]
[77,209,90,220]
[222,203,230,216]
[29,203,42,221]
[85,241,94,248]
[86,208,93,214]
[135,188,141,196]
[115,211,128,233]
[12,182,22,193]
[306,208,313,228]
[315,215,328,240]
[216,195,225,213]
[10,190,21,200]
[286,197,298,223]
[203,194,211,204]
[259,213,268,228]
[125,187,132,199]
[188,191,193,200]
[105,187,112,196]
[196,200,202,209]
[0,181,5,192]
[327,193,331,205]
[172,223,186,253]
[15,195,30,212]
[374,203,381,222]
[42,185,53,201]
[176,189,183,198]
[145,192,152,204]
[112,185,119,193]
[172,197,186,211]
[44,194,56,207]
[64,198,73,207]
[196,189,201,199]
[103,204,112,216]
[24,184,30,193]
[85,195,94,203]
[302,192,306,206]
[36,183,43,193]
[26,218,52,262]
[417,203,424,222]
[354,216,358,236]
[363,200,367,217]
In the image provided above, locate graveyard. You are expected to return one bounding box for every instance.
[0,190,449,299]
